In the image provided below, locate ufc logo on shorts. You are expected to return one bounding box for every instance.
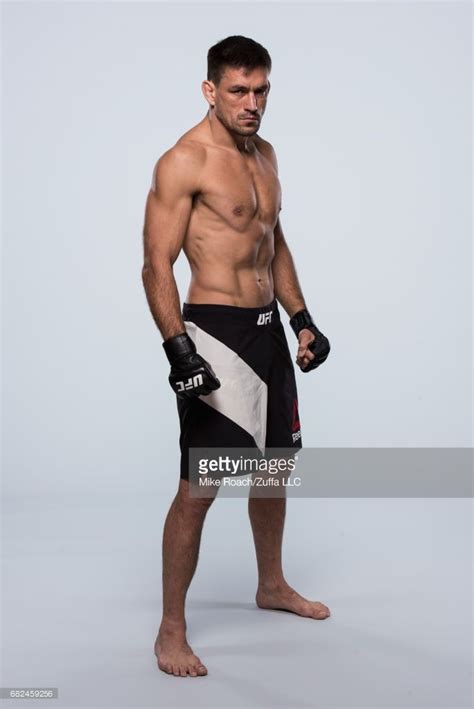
[257,312,272,325]
[176,374,204,392]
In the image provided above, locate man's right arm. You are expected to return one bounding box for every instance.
[141,143,202,340]
[141,144,221,399]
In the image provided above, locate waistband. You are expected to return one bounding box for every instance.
[183,298,278,322]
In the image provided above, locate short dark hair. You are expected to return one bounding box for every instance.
[207,35,272,86]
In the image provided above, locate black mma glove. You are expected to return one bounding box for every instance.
[163,332,221,399]
[289,308,330,372]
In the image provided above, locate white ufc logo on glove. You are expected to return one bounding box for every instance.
[176,374,204,392]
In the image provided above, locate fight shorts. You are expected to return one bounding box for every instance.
[176,298,302,480]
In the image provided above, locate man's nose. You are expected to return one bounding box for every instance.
[244,92,258,112]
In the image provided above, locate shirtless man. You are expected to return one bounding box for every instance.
[141,35,331,678]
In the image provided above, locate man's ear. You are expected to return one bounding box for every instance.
[267,79,271,96]
[201,80,216,107]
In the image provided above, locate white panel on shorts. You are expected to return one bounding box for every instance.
[184,321,268,454]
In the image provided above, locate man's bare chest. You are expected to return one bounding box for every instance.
[195,151,282,229]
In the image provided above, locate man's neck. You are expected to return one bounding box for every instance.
[206,110,254,153]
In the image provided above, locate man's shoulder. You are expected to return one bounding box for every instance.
[255,134,274,151]
[151,136,207,196]
[255,135,278,169]
[158,137,207,171]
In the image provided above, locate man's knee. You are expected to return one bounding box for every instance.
[176,479,217,515]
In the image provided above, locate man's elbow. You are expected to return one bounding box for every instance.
[141,259,159,286]
[141,252,152,275]
[141,254,173,283]
[141,252,152,281]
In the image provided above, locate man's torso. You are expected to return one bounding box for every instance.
[175,119,281,306]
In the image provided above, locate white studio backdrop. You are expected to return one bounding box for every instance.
[2,1,472,499]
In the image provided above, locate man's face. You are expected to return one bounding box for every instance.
[212,66,270,137]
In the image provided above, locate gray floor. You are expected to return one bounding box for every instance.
[2,492,472,709]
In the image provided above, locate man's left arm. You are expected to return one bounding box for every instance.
[271,218,331,371]
[271,217,305,317]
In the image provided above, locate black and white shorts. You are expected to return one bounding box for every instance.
[175,299,302,480]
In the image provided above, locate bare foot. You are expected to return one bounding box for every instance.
[256,582,331,619]
[154,620,208,677]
